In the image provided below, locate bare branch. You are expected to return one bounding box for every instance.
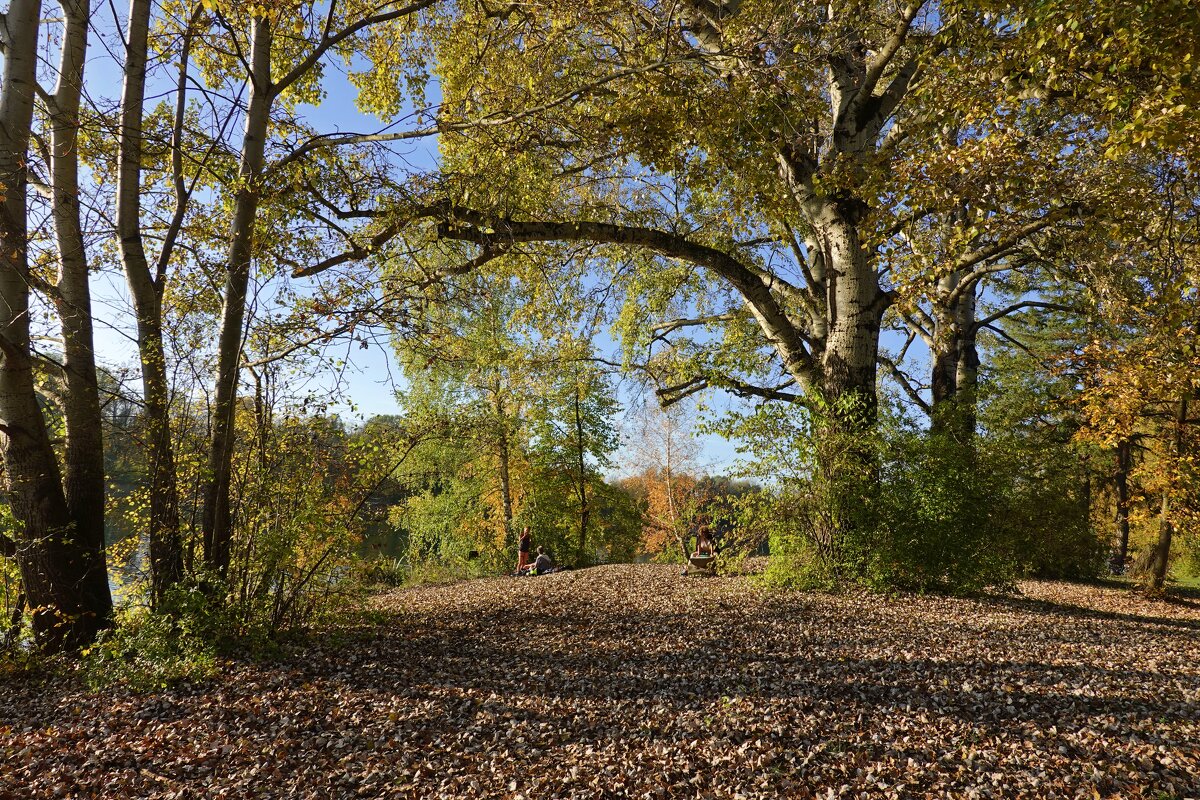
[979,322,1035,357]
[652,311,740,338]
[655,376,708,407]
[719,376,801,403]
[879,354,930,414]
[289,219,407,277]
[900,309,935,349]
[970,300,1076,333]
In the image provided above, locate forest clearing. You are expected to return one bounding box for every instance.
[3,1,1200,797]
[3,565,1198,799]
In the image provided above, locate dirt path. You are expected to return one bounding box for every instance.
[2,565,1198,798]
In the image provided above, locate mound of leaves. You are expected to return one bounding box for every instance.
[2,565,1198,798]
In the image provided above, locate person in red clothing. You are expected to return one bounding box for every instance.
[516,526,532,573]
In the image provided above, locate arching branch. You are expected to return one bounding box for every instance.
[433,209,816,390]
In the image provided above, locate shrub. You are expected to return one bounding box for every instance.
[863,427,1019,594]
[80,596,220,692]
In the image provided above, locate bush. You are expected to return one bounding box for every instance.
[80,593,220,692]
[863,427,1019,594]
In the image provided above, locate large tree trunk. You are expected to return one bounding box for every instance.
[1147,497,1174,593]
[0,0,110,650]
[201,17,273,576]
[814,212,886,427]
[117,0,183,603]
[928,274,979,440]
[49,0,113,632]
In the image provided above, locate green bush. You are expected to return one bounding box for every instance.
[863,427,1019,594]
[80,594,220,692]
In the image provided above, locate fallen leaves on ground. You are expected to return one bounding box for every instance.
[2,565,1198,799]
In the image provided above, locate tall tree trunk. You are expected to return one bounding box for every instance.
[49,0,113,632]
[117,0,183,603]
[808,210,887,553]
[1148,496,1174,593]
[201,17,273,576]
[815,212,886,427]
[955,288,980,439]
[1112,438,1132,572]
[1148,394,1188,591]
[494,394,515,552]
[0,0,109,650]
[928,274,978,440]
[573,385,589,565]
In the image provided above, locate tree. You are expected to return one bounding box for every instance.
[192,0,442,576]
[1072,161,1200,590]
[353,1,1109,556]
[115,0,196,603]
[0,0,112,649]
[622,398,705,561]
[528,351,620,565]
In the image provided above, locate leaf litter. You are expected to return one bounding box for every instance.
[2,564,1198,798]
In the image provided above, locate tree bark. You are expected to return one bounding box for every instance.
[927,273,979,440]
[49,0,113,633]
[1148,497,1174,592]
[117,0,183,603]
[0,0,110,650]
[201,17,273,576]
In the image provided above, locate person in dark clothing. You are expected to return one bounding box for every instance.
[531,546,552,575]
[517,526,532,573]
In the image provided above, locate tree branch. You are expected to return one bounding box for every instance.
[979,322,1035,357]
[651,311,740,338]
[879,354,930,414]
[434,208,816,389]
[717,376,801,404]
[970,300,1075,333]
[655,376,708,407]
[271,57,694,174]
[900,309,936,349]
[946,213,1067,304]
[272,0,439,97]
[848,3,924,121]
[289,219,408,277]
